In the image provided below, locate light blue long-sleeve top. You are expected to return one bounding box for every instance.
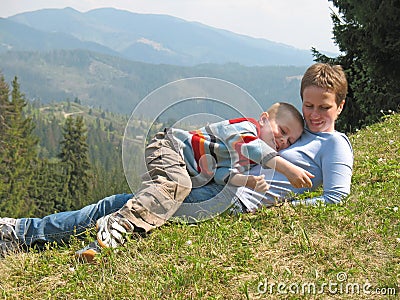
[235,128,353,209]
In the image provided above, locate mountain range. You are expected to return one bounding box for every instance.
[2,7,314,66]
[0,7,314,115]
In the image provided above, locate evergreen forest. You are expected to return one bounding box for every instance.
[0,76,147,218]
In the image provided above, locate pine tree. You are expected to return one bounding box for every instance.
[313,1,400,132]
[57,116,91,210]
[30,159,64,217]
[0,76,38,217]
[0,75,11,207]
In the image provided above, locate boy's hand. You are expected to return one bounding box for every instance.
[245,175,270,193]
[228,174,270,193]
[266,156,314,189]
[285,165,314,188]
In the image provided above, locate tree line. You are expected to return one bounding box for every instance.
[314,0,399,132]
[0,75,137,218]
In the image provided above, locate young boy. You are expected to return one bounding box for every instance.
[76,102,313,259]
[228,102,308,193]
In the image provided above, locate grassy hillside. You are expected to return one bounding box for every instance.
[0,113,399,299]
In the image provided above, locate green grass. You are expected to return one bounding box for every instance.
[1,113,399,299]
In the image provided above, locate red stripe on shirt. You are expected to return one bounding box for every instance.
[229,118,260,136]
[190,130,204,172]
[233,135,258,167]
[229,117,250,124]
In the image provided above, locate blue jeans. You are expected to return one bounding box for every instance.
[15,183,242,247]
[16,194,133,247]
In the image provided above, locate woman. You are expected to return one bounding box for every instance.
[234,62,353,211]
[0,63,353,256]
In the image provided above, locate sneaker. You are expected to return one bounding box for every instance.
[75,241,102,263]
[0,218,19,257]
[96,214,136,248]
[0,218,18,242]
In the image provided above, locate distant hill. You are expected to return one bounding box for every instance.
[4,7,314,66]
[0,7,311,116]
[0,18,119,56]
[0,49,306,115]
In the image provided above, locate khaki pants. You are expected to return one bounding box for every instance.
[118,131,192,233]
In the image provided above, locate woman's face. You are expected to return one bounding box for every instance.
[302,86,345,133]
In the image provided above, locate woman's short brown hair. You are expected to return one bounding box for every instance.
[300,63,348,106]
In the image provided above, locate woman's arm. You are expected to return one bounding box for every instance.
[291,134,353,205]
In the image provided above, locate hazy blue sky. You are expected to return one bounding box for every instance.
[0,0,340,53]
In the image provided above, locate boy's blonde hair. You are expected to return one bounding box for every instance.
[267,102,304,128]
[300,63,348,106]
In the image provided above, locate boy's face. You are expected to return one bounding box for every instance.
[259,112,303,151]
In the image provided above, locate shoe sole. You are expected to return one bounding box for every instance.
[75,223,104,263]
[76,248,98,263]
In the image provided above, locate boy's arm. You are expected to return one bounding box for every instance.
[240,139,314,189]
[226,122,313,189]
[239,138,313,189]
[228,173,269,193]
[264,156,314,188]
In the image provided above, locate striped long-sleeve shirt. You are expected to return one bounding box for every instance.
[168,118,277,185]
